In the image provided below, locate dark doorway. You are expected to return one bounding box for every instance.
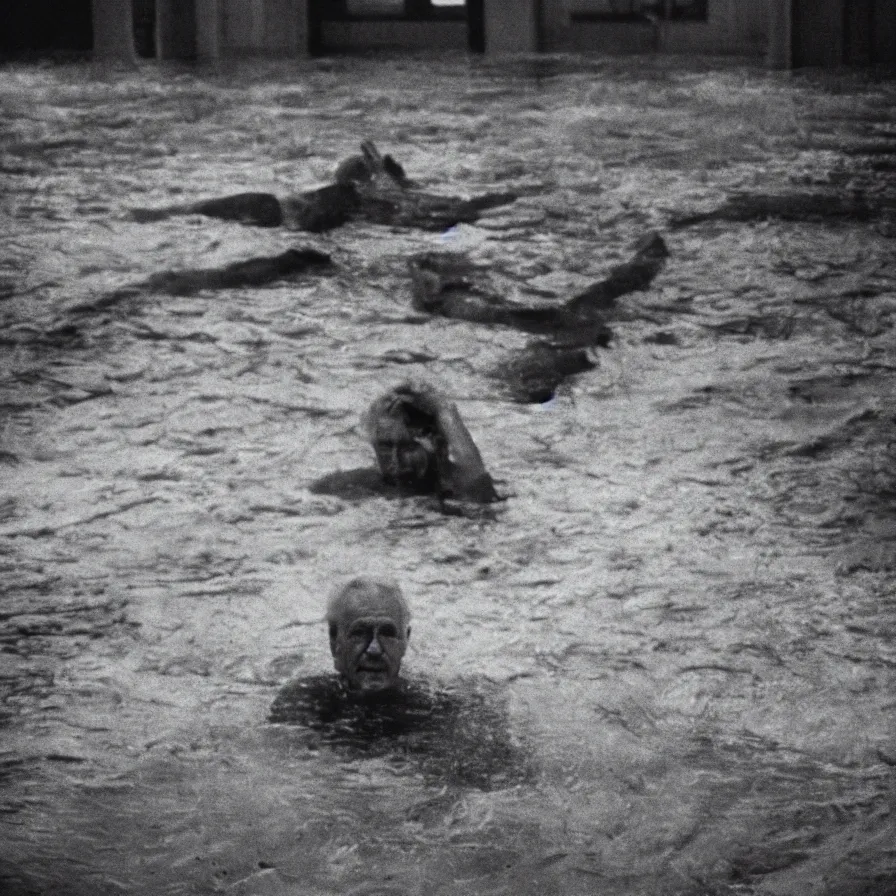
[791,0,844,67]
[309,0,482,55]
[871,0,896,63]
[134,0,157,58]
[791,0,895,67]
[0,0,92,58]
[467,0,484,53]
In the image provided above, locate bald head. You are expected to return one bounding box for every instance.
[327,578,411,693]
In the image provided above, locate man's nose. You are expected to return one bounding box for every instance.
[365,636,383,656]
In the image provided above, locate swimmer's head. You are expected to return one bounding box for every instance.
[366,386,444,490]
[327,578,411,694]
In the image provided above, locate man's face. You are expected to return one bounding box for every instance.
[331,612,409,693]
[372,416,434,488]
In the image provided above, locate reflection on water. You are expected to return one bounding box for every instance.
[268,674,531,791]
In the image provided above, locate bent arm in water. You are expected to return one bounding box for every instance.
[434,401,498,503]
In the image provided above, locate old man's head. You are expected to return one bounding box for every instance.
[327,577,411,694]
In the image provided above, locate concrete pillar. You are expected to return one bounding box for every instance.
[539,0,570,52]
[484,0,538,55]
[195,0,222,59]
[264,0,307,56]
[766,0,792,68]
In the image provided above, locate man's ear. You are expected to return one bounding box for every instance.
[406,625,411,641]
[328,623,339,656]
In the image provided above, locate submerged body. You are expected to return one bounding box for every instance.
[129,141,515,234]
[267,576,528,788]
[408,230,668,339]
[268,673,528,790]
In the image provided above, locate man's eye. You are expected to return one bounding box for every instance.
[378,624,397,638]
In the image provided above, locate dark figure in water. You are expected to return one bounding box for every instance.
[409,232,669,402]
[130,140,516,234]
[268,577,528,789]
[310,380,498,504]
[669,190,896,230]
[408,231,668,339]
[70,247,333,314]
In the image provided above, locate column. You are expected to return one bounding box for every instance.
[195,0,222,59]
[766,0,792,68]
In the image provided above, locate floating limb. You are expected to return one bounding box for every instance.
[131,191,284,227]
[355,188,517,231]
[142,247,332,295]
[564,231,669,316]
[408,251,585,336]
[71,247,332,313]
[129,183,511,234]
[669,192,893,229]
[411,233,668,402]
[308,468,394,501]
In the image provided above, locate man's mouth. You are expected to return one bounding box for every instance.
[358,661,388,674]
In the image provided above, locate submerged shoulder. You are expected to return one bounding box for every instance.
[268,673,345,724]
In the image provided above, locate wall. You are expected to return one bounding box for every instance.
[483,0,537,54]
[546,0,769,56]
[663,2,769,55]
[791,0,842,67]
[157,0,197,59]
[220,0,307,55]
[0,0,92,55]
[872,0,896,63]
[319,20,467,50]
[195,0,222,58]
[194,0,307,57]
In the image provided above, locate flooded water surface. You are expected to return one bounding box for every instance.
[1,53,895,895]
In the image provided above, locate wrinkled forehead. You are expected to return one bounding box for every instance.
[346,614,403,633]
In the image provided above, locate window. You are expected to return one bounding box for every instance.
[570,1,707,22]
[326,0,467,19]
[346,0,403,14]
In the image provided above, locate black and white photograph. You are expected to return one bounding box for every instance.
[1,2,894,894]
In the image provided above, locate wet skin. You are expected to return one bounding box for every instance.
[309,384,495,505]
[372,415,437,489]
[331,614,408,694]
